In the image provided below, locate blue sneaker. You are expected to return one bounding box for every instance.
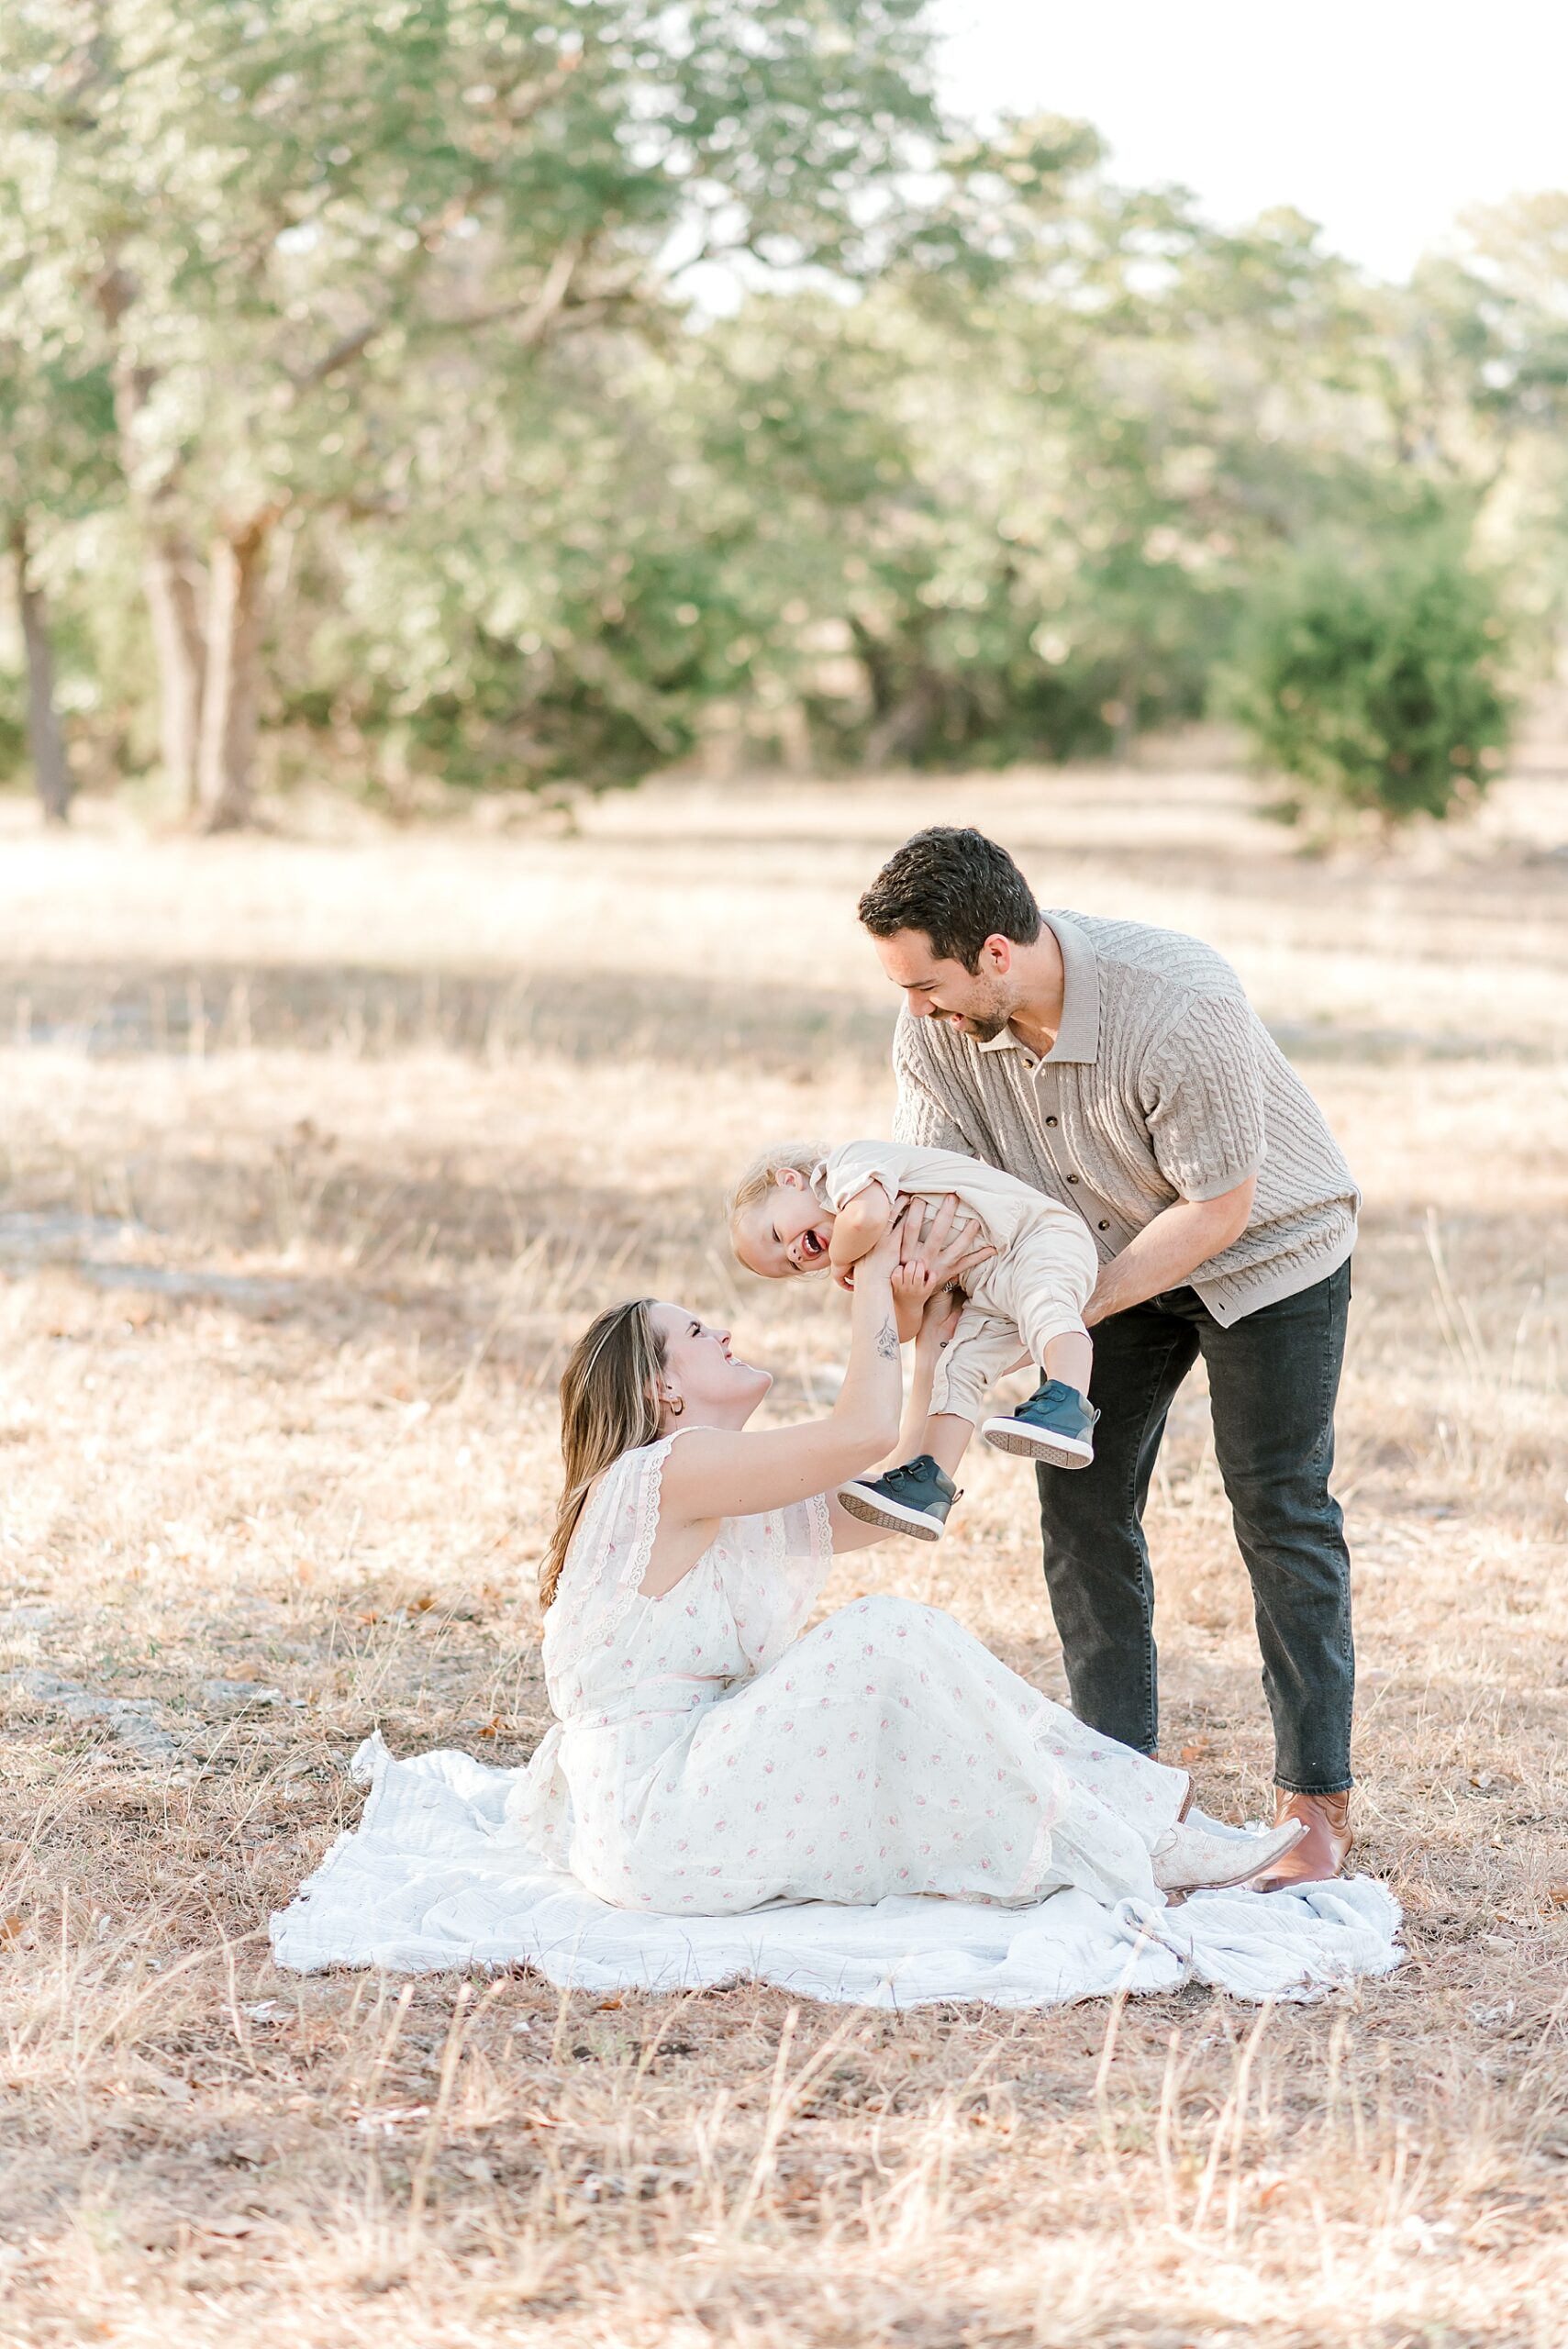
[837,1453,959,1542]
[982,1378,1098,1469]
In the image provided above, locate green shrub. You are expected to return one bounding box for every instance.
[1225,531,1515,824]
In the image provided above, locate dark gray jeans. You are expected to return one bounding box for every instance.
[1035,1261,1353,1793]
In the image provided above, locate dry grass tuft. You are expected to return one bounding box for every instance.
[1,761,1565,2347]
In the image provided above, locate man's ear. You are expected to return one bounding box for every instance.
[775,1166,806,1192]
[982,934,1014,975]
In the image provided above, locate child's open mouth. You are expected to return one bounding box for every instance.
[795,1227,828,1266]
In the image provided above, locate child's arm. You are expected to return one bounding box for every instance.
[890,1259,931,1345]
[827,1180,895,1289]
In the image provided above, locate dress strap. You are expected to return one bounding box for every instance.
[543,1434,685,1675]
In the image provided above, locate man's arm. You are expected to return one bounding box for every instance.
[1088,986,1265,1323]
[1084,1174,1256,1327]
[1084,1174,1258,1324]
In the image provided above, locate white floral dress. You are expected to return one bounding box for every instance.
[506,1433,1189,1915]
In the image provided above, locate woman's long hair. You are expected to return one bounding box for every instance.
[540,1298,667,1610]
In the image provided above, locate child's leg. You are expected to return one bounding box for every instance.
[977,1224,1101,1465]
[997,1220,1100,1389]
[1042,1327,1093,1396]
[929,1305,1031,1437]
[920,1412,975,1476]
[839,1301,1034,1541]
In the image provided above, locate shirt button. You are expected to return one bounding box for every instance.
[1097,1219,1110,1231]
[1066,1173,1079,1185]
[1045,1115,1059,1128]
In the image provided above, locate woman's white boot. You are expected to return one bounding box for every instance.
[1151,1815,1307,1894]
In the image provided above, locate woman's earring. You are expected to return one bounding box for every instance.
[666,1394,684,1418]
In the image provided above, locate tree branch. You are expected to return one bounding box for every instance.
[290,317,385,393]
[417,239,585,344]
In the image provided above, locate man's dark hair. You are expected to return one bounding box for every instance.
[856,827,1041,971]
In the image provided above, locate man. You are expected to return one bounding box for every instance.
[857,826,1360,1888]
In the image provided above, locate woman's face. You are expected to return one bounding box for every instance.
[650,1304,772,1428]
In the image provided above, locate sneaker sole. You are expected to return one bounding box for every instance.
[980,1419,1095,1468]
[837,1485,945,1541]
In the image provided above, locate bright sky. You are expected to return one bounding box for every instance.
[933,0,1568,283]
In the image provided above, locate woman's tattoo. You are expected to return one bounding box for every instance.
[875,1319,899,1360]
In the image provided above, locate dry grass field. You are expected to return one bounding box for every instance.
[1,758,1565,2349]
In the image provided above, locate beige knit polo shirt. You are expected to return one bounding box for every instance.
[890,909,1359,1327]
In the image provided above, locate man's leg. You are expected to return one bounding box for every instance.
[1035,1298,1200,1753]
[1197,1263,1354,1796]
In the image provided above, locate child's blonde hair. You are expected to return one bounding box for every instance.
[725,1141,826,1244]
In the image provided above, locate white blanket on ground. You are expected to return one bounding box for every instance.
[269,1737,1403,2009]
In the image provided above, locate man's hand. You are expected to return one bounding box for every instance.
[899,1192,995,1289]
[1084,1175,1256,1326]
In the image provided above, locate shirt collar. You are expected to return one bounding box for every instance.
[976,910,1101,1065]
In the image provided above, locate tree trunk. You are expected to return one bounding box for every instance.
[863,673,941,768]
[104,320,209,816]
[1109,686,1137,765]
[10,523,73,825]
[142,534,207,813]
[197,516,272,832]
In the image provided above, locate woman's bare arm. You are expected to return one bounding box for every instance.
[828,1284,960,1553]
[658,1219,906,1531]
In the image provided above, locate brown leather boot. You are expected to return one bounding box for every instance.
[1251,1789,1352,1892]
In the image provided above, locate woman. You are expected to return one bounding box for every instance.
[506,1205,1303,1914]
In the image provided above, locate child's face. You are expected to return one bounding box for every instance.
[738,1173,835,1278]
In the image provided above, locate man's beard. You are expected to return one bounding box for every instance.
[960,1009,1011,1042]
[952,983,1014,1043]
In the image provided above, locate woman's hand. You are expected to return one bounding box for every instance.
[915,1279,963,1353]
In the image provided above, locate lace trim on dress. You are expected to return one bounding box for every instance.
[544,1438,673,1690]
[626,1432,674,1598]
[602,1428,706,1641]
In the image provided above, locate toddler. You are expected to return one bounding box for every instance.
[728,1138,1102,1542]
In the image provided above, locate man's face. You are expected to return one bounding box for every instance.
[871,928,1018,1042]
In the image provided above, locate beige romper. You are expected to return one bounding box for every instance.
[814,1141,1099,1422]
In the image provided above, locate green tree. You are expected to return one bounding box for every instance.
[3,0,946,825]
[1224,528,1516,826]
[677,164,1403,770]
[0,338,117,822]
